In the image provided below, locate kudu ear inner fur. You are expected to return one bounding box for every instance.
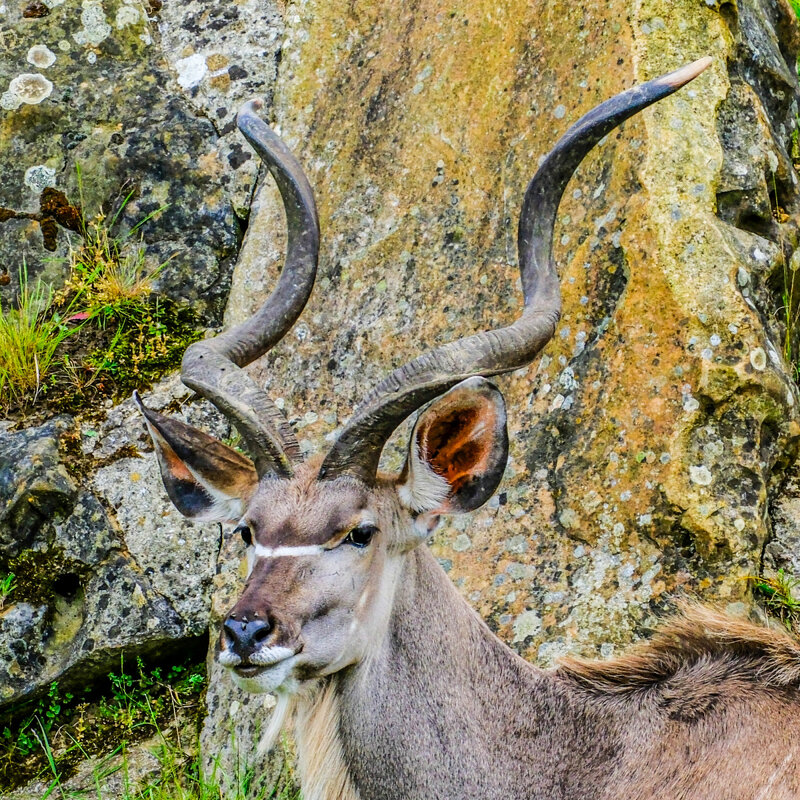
[134,391,258,522]
[399,377,508,515]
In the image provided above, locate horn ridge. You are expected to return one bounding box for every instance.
[319,58,712,483]
[181,100,320,477]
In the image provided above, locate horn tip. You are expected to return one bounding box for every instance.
[659,56,712,88]
[237,98,266,130]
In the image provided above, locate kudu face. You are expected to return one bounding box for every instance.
[137,60,711,695]
[137,377,509,694]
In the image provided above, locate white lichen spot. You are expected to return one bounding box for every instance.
[733,518,745,532]
[115,3,139,27]
[27,45,56,69]
[553,104,566,119]
[73,1,112,47]
[1,91,21,111]
[559,507,579,529]
[683,396,699,413]
[24,164,56,192]
[640,564,661,585]
[689,465,713,486]
[6,73,53,105]
[87,52,97,64]
[58,40,71,52]
[512,610,542,643]
[43,0,65,7]
[737,267,749,287]
[452,534,472,552]
[709,334,721,347]
[749,347,767,371]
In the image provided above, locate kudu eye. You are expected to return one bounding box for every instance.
[234,524,253,547]
[344,524,378,548]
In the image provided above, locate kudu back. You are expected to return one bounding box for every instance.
[136,57,800,799]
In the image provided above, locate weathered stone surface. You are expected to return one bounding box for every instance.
[0,417,77,557]
[768,465,800,576]
[203,0,800,780]
[0,378,225,709]
[0,603,48,704]
[0,0,280,323]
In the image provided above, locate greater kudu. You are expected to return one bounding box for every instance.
[136,57,800,799]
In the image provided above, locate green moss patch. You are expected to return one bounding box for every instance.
[3,548,89,610]
[0,654,207,792]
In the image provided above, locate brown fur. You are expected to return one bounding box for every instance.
[559,603,800,694]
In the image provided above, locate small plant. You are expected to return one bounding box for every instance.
[0,573,14,609]
[748,568,800,633]
[771,174,800,379]
[0,267,80,411]
[67,192,170,324]
[1,175,203,418]
[0,655,208,792]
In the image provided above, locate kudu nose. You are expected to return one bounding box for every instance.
[223,614,273,657]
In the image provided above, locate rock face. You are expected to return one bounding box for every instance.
[206,0,800,783]
[0,380,223,708]
[1,0,800,796]
[0,0,282,323]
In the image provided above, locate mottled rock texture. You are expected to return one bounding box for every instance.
[0,381,223,708]
[203,0,800,781]
[2,0,800,795]
[0,0,282,322]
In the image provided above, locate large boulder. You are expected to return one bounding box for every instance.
[202,0,800,786]
[0,379,224,708]
[0,0,283,323]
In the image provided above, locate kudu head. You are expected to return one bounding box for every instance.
[137,59,711,695]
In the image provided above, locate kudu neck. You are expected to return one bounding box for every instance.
[329,546,573,800]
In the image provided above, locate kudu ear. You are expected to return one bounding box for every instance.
[134,393,259,523]
[399,377,508,518]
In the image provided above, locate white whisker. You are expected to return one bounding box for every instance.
[218,650,242,667]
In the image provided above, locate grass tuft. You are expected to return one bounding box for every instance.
[0,267,80,410]
[1,179,202,419]
[0,573,14,609]
[748,568,800,633]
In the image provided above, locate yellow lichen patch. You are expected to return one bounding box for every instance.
[225,0,799,659]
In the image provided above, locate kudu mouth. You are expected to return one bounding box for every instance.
[219,640,303,688]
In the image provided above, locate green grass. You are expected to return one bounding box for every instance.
[749,568,800,633]
[1,180,202,418]
[0,656,300,799]
[0,267,80,411]
[36,724,301,800]
[0,573,14,609]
